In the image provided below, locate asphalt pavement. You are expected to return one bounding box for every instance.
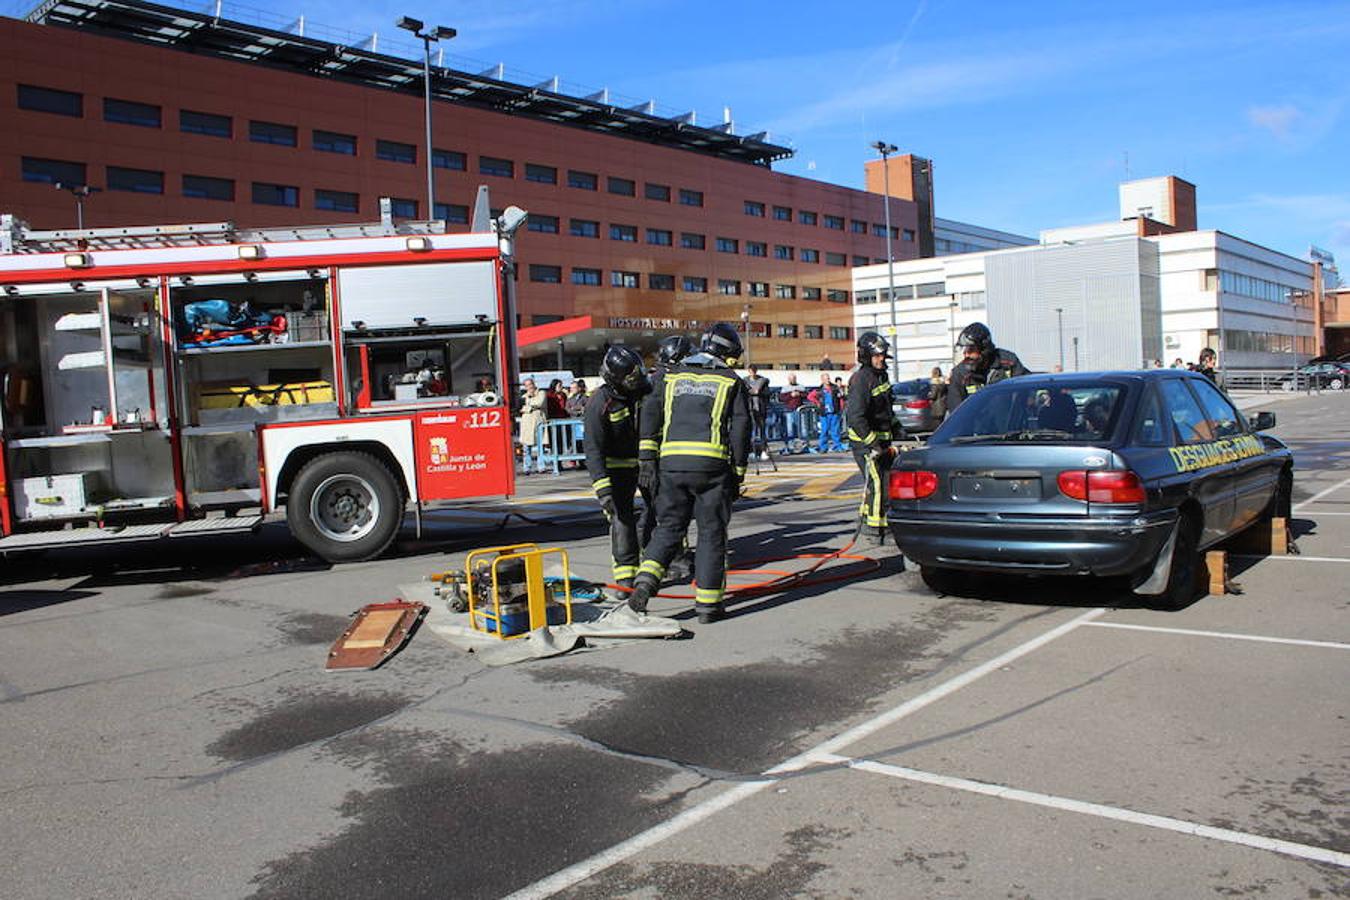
[0,388,1345,899]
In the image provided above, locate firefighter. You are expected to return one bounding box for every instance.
[585,345,651,592]
[847,332,903,549]
[629,323,751,623]
[640,334,695,551]
[947,322,1029,413]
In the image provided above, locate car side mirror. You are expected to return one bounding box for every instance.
[1251,411,1276,431]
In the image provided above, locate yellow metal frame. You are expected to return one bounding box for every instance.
[465,543,573,640]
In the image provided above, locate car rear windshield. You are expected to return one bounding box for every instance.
[932,382,1128,445]
[891,379,930,396]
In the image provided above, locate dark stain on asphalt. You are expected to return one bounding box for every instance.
[556,824,849,900]
[1216,759,1350,854]
[534,600,995,774]
[276,612,351,645]
[249,729,677,900]
[206,692,409,762]
[157,583,216,598]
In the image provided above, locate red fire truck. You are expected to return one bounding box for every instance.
[0,196,527,562]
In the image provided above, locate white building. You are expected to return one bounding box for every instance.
[933,218,1035,256]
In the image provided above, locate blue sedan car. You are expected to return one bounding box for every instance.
[888,370,1293,609]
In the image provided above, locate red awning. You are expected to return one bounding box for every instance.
[516,315,592,348]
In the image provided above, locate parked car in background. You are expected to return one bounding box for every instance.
[1280,362,1348,391]
[891,378,942,434]
[888,370,1293,610]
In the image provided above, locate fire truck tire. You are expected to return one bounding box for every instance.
[287,451,402,562]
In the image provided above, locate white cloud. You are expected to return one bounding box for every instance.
[1246,104,1301,140]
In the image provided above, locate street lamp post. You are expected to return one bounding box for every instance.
[741,304,752,368]
[871,140,900,382]
[54,182,101,229]
[1054,307,1064,370]
[396,16,456,219]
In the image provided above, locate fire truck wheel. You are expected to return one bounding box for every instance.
[287,452,402,562]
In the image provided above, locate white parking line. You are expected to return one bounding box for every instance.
[1294,474,1350,511]
[826,755,1350,869]
[502,607,1106,900]
[1084,621,1350,650]
[1229,555,1350,563]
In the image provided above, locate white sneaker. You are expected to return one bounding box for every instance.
[759,451,770,460]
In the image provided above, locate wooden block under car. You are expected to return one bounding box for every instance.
[1221,517,1290,556]
[1206,550,1228,596]
[326,601,426,670]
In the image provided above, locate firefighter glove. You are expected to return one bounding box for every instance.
[600,495,615,522]
[638,460,658,494]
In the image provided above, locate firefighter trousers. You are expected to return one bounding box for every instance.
[637,468,735,609]
[852,445,892,530]
[607,471,640,583]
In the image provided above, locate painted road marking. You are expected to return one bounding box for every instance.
[1085,621,1350,650]
[1294,474,1350,511]
[1230,555,1350,563]
[827,755,1350,869]
[502,607,1107,900]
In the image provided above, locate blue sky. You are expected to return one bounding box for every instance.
[19,0,1348,266]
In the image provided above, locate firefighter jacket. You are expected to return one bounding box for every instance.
[846,365,899,447]
[639,353,751,477]
[584,384,640,500]
[947,348,1030,412]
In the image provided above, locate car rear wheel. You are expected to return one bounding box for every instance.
[286,451,403,563]
[1153,515,1203,611]
[1330,377,1344,391]
[920,565,966,596]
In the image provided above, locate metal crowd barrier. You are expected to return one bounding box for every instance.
[535,418,587,474]
[1220,368,1321,393]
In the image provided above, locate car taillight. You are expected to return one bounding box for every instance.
[890,469,939,500]
[904,398,931,409]
[1057,470,1145,504]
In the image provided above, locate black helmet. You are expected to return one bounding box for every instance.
[700,322,743,365]
[956,322,994,356]
[856,331,892,365]
[657,334,694,367]
[600,345,650,397]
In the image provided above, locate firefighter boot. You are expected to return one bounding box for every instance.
[696,603,724,625]
[626,575,657,614]
[610,577,634,603]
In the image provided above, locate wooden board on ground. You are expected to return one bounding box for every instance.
[326,601,427,670]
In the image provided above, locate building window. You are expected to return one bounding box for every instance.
[103,97,160,128]
[1218,270,1299,303]
[525,163,556,184]
[479,156,514,178]
[649,273,676,291]
[716,237,739,254]
[529,264,562,283]
[852,255,870,266]
[433,149,466,170]
[774,284,796,299]
[680,232,706,250]
[390,198,418,218]
[315,189,358,212]
[717,279,741,296]
[855,290,877,305]
[252,182,299,207]
[829,326,851,340]
[434,202,469,224]
[645,183,671,202]
[612,270,639,288]
[802,286,822,301]
[180,109,231,138]
[748,281,769,298]
[916,282,946,298]
[679,188,704,207]
[744,200,766,217]
[772,206,791,221]
[798,210,817,226]
[902,228,916,242]
[825,252,847,266]
[682,276,707,293]
[774,245,794,261]
[801,248,820,263]
[827,289,850,303]
[376,139,416,163]
[607,176,636,196]
[314,130,357,155]
[182,174,234,201]
[527,214,559,234]
[871,223,888,237]
[17,84,82,117]
[804,324,823,339]
[568,170,598,190]
[250,120,297,147]
[106,166,163,194]
[777,324,798,338]
[873,258,887,265]
[21,157,85,185]
[610,224,637,242]
[646,228,673,246]
[570,218,600,238]
[849,220,866,234]
[823,214,844,230]
[571,267,602,286]
[957,291,986,310]
[746,241,767,257]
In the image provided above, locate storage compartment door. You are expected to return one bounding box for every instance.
[413,408,513,501]
[337,262,496,331]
